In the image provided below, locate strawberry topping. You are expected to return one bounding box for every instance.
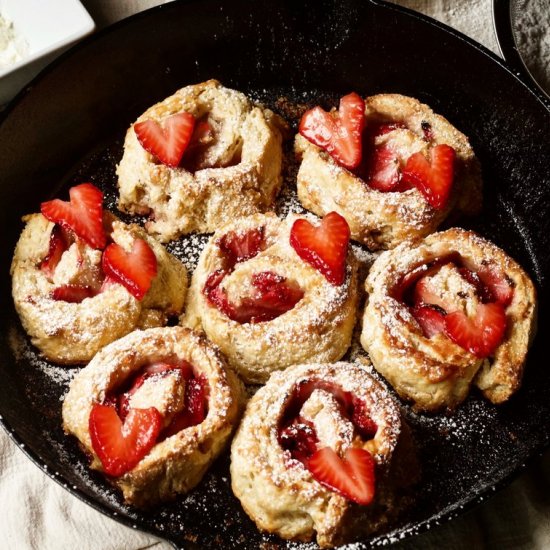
[50,284,96,303]
[89,403,162,477]
[40,225,70,278]
[411,305,447,338]
[41,183,106,249]
[445,302,507,358]
[478,268,514,307]
[204,270,304,324]
[279,417,319,463]
[218,227,265,269]
[350,397,379,439]
[102,238,157,300]
[308,447,376,505]
[299,93,365,170]
[401,144,456,209]
[290,211,350,285]
[134,112,195,168]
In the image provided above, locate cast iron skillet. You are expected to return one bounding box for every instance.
[0,1,549,548]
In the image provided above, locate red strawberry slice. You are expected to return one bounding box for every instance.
[41,183,106,249]
[363,142,402,192]
[188,120,214,150]
[218,227,265,269]
[412,276,452,311]
[290,212,350,285]
[401,144,456,209]
[163,375,208,437]
[50,284,96,303]
[134,112,195,168]
[478,268,514,307]
[457,267,493,303]
[412,305,447,338]
[299,92,365,170]
[102,238,157,300]
[143,360,194,380]
[307,447,376,505]
[279,417,319,463]
[445,302,507,358]
[40,225,70,278]
[89,403,162,477]
[351,398,378,439]
[204,270,304,324]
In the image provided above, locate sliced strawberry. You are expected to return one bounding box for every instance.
[163,375,208,437]
[50,284,96,303]
[457,267,493,303]
[40,225,70,278]
[134,112,195,168]
[351,398,378,439]
[279,417,319,463]
[307,447,376,505]
[143,360,194,381]
[412,305,447,338]
[41,183,106,249]
[363,142,402,192]
[299,93,365,170]
[204,270,304,324]
[102,238,157,300]
[218,227,265,269]
[478,268,514,307]
[188,120,214,149]
[445,302,507,358]
[401,144,456,209]
[290,212,350,285]
[89,403,162,477]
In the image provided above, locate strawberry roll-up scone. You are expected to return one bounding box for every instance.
[63,327,245,507]
[361,228,537,411]
[295,93,482,250]
[182,211,359,384]
[117,79,287,242]
[231,362,417,548]
[11,183,187,364]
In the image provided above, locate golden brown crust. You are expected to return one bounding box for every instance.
[62,326,246,507]
[360,228,537,411]
[10,214,188,364]
[295,94,482,250]
[117,79,286,242]
[230,362,410,547]
[181,213,359,384]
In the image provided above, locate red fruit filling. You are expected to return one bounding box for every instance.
[40,225,71,278]
[299,92,365,170]
[289,211,350,285]
[394,254,513,357]
[50,284,96,303]
[279,417,319,464]
[204,270,304,324]
[92,359,208,476]
[134,112,196,168]
[217,226,265,269]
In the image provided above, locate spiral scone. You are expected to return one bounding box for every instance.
[231,362,414,548]
[295,93,482,250]
[62,327,245,507]
[360,228,537,411]
[183,212,359,384]
[117,79,286,242]
[11,184,187,364]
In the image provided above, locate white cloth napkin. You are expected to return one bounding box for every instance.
[1,1,549,549]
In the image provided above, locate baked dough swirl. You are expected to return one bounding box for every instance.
[295,94,482,250]
[117,79,286,242]
[62,326,245,507]
[360,228,537,411]
[11,214,187,364]
[183,213,359,384]
[231,362,413,547]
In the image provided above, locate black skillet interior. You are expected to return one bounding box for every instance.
[0,0,549,548]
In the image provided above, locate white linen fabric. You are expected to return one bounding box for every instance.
[1,1,548,549]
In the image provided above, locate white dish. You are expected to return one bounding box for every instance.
[0,0,94,104]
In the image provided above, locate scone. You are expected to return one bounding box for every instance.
[295,92,482,250]
[231,362,416,548]
[62,326,245,507]
[360,228,537,411]
[117,79,286,242]
[11,183,187,364]
[183,211,359,384]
